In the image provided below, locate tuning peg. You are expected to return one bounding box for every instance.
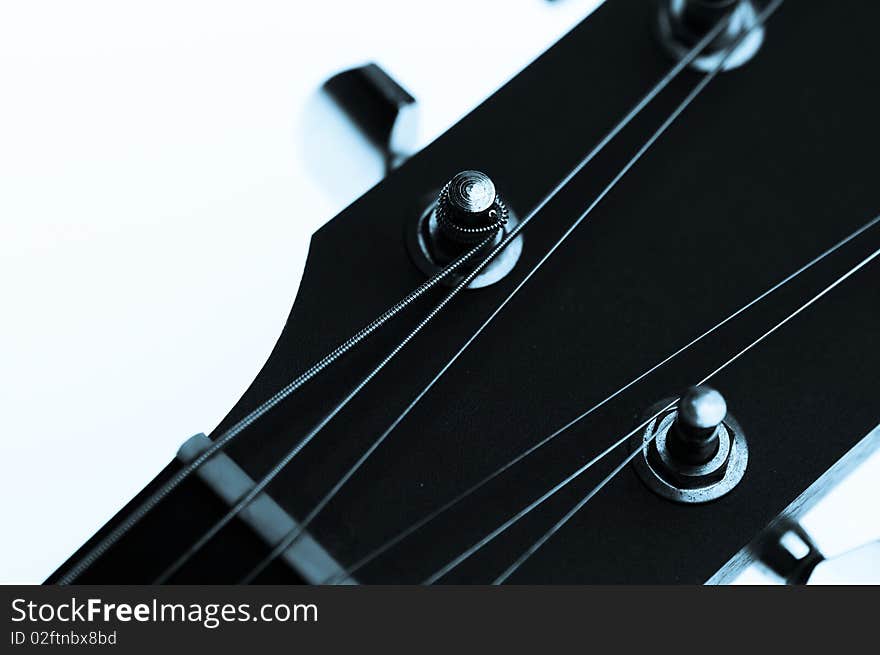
[751,519,825,584]
[752,519,880,584]
[656,0,766,72]
[631,385,748,504]
[323,63,418,171]
[435,170,508,245]
[406,170,523,289]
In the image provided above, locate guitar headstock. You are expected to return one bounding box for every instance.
[54,0,880,584]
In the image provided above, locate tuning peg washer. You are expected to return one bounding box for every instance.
[631,385,749,503]
[406,170,523,289]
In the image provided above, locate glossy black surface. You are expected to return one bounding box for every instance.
[53,0,880,584]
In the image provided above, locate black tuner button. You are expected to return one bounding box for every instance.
[324,63,418,171]
[630,385,749,504]
[656,0,766,72]
[406,170,523,289]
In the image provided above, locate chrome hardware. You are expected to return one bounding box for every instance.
[631,386,749,503]
[656,0,766,72]
[406,170,523,289]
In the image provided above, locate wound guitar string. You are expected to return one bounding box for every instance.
[58,5,733,585]
[420,0,799,584]
[151,8,738,583]
[233,4,785,584]
[325,212,879,584]
[56,230,494,584]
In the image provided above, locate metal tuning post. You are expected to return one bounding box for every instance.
[406,170,523,289]
[631,385,749,503]
[656,0,766,72]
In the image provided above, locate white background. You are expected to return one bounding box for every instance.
[1,1,876,584]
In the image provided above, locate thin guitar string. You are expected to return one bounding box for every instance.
[57,232,492,585]
[237,4,786,585]
[59,7,730,585]
[152,11,733,584]
[154,15,727,582]
[424,0,786,585]
[422,400,675,584]
[324,211,880,584]
[292,1,788,585]
[491,242,880,585]
[154,239,510,582]
[236,9,771,585]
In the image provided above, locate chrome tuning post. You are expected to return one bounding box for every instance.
[656,0,766,72]
[406,170,523,289]
[750,519,880,584]
[631,385,749,503]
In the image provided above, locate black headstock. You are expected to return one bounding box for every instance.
[53,0,880,584]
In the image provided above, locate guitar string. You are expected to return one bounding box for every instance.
[419,0,787,584]
[237,4,781,584]
[490,242,880,585]
[422,400,676,583]
[429,242,880,585]
[155,14,732,584]
[323,211,880,584]
[58,5,730,585]
[56,232,493,585]
[152,12,733,584]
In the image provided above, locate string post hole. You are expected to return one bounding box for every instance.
[657,0,766,72]
[406,169,523,289]
[631,386,748,503]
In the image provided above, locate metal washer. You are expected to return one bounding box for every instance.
[630,402,748,504]
[406,195,523,289]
